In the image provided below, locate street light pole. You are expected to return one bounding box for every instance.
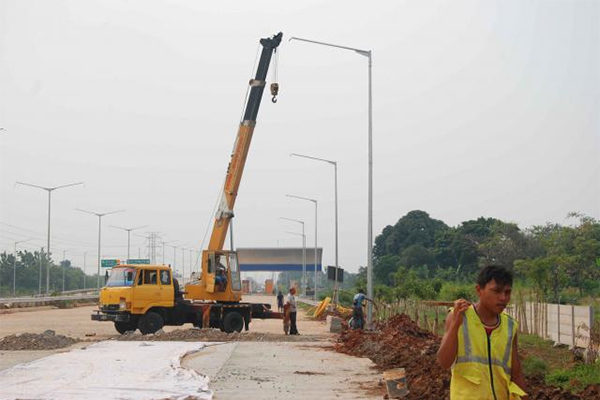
[162,240,176,266]
[13,239,32,296]
[286,195,319,301]
[110,225,147,261]
[290,153,339,303]
[290,36,374,326]
[285,230,306,296]
[281,217,306,296]
[76,208,125,290]
[16,181,84,293]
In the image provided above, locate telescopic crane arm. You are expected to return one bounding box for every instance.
[208,32,283,252]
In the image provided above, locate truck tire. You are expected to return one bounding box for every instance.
[138,311,164,335]
[223,311,244,333]
[114,321,137,334]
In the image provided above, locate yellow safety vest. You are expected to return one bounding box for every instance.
[450,305,527,400]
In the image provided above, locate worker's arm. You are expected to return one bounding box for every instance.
[437,299,469,370]
[511,333,528,398]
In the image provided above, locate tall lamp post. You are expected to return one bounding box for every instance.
[76,209,125,290]
[287,195,319,301]
[110,225,147,261]
[281,217,306,296]
[12,239,32,296]
[16,181,84,294]
[285,230,306,296]
[162,240,176,266]
[290,153,339,303]
[289,36,373,326]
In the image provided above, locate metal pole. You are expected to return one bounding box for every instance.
[83,252,87,289]
[97,216,102,290]
[366,51,374,327]
[127,230,131,260]
[12,242,17,296]
[62,249,66,292]
[314,201,318,301]
[334,162,339,304]
[46,190,51,294]
[39,247,43,294]
[302,223,306,297]
[181,248,185,282]
[173,246,177,276]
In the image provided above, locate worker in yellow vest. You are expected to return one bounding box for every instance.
[437,265,528,400]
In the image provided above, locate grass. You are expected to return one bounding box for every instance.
[546,363,600,392]
[518,333,600,392]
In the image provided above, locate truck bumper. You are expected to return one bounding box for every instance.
[91,311,130,322]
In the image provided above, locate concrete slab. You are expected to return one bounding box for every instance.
[183,342,383,400]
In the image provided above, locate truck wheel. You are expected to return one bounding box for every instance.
[223,311,244,333]
[114,321,137,334]
[138,311,164,335]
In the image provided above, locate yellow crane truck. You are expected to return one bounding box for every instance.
[92,32,283,334]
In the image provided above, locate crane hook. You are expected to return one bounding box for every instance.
[270,83,279,104]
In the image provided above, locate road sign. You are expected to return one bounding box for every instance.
[101,259,120,268]
[127,259,150,265]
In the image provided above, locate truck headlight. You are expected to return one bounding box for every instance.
[119,298,126,310]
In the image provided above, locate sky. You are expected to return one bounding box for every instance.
[0,0,598,278]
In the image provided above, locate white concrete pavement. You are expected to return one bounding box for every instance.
[183,341,382,400]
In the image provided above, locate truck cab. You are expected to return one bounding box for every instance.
[93,264,180,334]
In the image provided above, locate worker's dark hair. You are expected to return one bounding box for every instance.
[357,288,365,294]
[477,265,513,288]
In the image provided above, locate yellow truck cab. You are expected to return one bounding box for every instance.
[92,263,279,334]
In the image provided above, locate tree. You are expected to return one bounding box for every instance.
[373,210,449,260]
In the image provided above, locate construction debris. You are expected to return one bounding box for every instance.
[335,314,600,400]
[0,330,78,350]
[115,328,328,343]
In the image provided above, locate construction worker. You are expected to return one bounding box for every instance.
[286,287,299,335]
[351,289,372,330]
[437,265,528,400]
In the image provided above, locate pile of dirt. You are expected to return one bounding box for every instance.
[0,330,78,350]
[115,328,329,343]
[336,314,448,399]
[335,314,599,400]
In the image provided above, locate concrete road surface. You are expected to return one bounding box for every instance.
[0,294,384,399]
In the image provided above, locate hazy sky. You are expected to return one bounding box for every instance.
[1,0,598,276]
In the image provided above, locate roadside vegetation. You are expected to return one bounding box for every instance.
[315,209,600,393]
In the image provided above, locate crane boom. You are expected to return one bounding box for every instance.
[208,32,283,251]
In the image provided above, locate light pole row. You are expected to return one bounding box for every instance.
[286,195,319,302]
[289,36,374,326]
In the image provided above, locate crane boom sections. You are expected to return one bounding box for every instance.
[208,32,283,251]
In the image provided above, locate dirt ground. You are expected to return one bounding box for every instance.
[0,294,329,341]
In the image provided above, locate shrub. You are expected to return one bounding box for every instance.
[522,356,549,377]
[438,282,476,302]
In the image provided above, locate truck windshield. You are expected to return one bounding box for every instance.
[106,267,136,287]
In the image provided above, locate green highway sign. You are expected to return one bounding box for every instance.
[127,259,151,265]
[101,259,120,268]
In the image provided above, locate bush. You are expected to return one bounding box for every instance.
[522,356,549,377]
[438,282,476,302]
[546,363,600,392]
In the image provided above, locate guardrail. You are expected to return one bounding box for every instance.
[0,294,98,305]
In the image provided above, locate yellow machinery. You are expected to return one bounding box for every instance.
[185,32,282,303]
[93,33,283,334]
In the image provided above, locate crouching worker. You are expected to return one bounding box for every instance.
[437,265,528,400]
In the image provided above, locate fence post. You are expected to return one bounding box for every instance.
[571,305,575,348]
[557,304,561,344]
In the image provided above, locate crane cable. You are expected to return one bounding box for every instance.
[270,48,279,103]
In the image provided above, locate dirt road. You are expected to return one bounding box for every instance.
[0,294,329,340]
[0,295,383,399]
